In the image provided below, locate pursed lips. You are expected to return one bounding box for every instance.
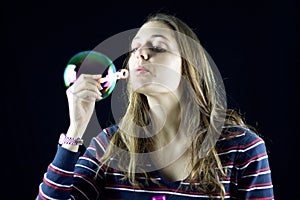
[134,66,151,74]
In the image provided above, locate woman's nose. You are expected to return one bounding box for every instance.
[135,47,149,61]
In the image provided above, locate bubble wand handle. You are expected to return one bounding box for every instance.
[99,69,129,83]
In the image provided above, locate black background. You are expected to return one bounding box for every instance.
[3,0,299,199]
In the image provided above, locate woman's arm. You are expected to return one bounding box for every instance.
[36,144,106,200]
[235,130,274,199]
[36,145,81,199]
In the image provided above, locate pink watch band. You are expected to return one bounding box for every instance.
[59,133,84,145]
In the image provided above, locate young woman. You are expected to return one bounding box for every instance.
[37,13,274,199]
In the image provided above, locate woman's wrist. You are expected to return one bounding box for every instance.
[66,124,84,138]
[59,133,83,145]
[61,143,80,152]
[60,125,85,152]
[60,133,83,152]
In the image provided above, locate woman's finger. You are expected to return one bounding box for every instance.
[76,74,102,89]
[68,89,102,102]
[72,79,102,95]
[77,74,102,82]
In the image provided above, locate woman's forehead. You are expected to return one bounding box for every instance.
[134,21,176,40]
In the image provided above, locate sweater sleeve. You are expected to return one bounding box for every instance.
[235,130,274,199]
[36,145,81,199]
[36,144,107,200]
[36,126,118,200]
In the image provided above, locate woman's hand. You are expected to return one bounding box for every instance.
[66,74,103,139]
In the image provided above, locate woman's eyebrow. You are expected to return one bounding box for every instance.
[132,34,170,42]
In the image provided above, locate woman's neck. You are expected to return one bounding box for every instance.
[146,93,182,146]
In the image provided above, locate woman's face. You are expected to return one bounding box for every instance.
[128,21,182,96]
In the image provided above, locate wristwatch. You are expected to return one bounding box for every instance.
[59,133,84,145]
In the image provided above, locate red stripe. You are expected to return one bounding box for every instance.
[106,184,230,195]
[105,128,111,138]
[218,138,261,153]
[247,195,274,200]
[243,182,273,189]
[239,138,262,149]
[37,191,47,200]
[244,167,270,175]
[87,155,108,171]
[95,136,107,149]
[237,152,267,167]
[74,172,102,192]
[221,130,246,138]
[48,165,73,177]
[221,161,234,166]
[43,177,72,191]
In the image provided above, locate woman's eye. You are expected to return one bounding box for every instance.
[150,46,166,53]
[131,47,138,52]
[129,46,166,54]
[129,47,138,54]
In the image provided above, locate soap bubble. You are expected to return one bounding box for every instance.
[63,50,117,99]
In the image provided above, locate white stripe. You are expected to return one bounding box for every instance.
[75,164,97,174]
[242,140,264,152]
[103,128,113,138]
[105,186,230,198]
[142,177,161,181]
[73,175,99,198]
[76,159,104,179]
[78,156,100,168]
[87,146,96,152]
[218,140,264,155]
[218,132,246,141]
[93,137,106,153]
[104,172,125,177]
[75,164,103,179]
[43,173,71,188]
[242,170,271,178]
[180,180,230,185]
[222,125,250,130]
[39,183,71,200]
[221,180,231,184]
[237,155,269,170]
[222,165,234,169]
[238,185,273,191]
[72,185,90,200]
[223,156,269,171]
[50,163,73,174]
[231,181,238,186]
[104,172,162,181]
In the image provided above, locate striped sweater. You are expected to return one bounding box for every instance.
[37,125,274,199]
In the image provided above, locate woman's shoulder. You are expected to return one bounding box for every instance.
[217,125,265,151]
[100,124,120,139]
[93,124,119,145]
[221,125,261,139]
[84,125,119,159]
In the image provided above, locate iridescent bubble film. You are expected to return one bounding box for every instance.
[63,51,117,99]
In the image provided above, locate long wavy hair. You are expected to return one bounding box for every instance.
[98,13,248,199]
